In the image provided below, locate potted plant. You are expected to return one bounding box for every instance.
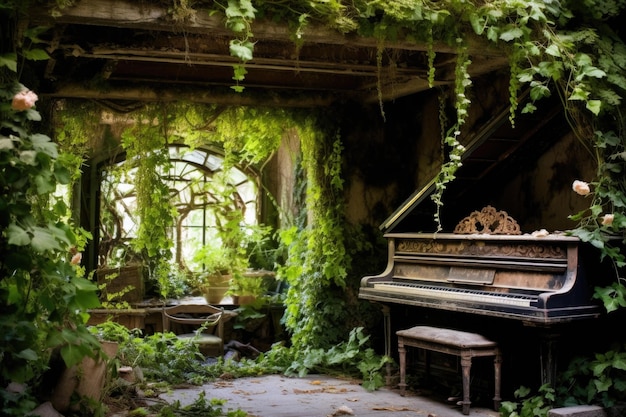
[228,270,273,305]
[191,244,237,304]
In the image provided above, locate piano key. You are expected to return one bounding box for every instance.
[372,282,536,307]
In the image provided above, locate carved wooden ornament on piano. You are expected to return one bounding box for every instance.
[359,206,605,325]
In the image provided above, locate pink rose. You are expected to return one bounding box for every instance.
[70,252,82,265]
[11,89,38,111]
[572,180,590,196]
[601,214,614,226]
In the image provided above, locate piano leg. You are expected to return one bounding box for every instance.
[379,304,392,386]
[494,350,502,411]
[539,331,559,387]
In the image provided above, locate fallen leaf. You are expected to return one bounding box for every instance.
[372,406,415,411]
[328,405,354,416]
[294,387,351,394]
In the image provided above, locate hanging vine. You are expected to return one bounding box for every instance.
[432,40,471,230]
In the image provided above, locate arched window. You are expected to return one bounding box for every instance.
[98,144,260,273]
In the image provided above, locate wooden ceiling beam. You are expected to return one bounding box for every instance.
[31,0,504,56]
[76,48,428,77]
[41,82,340,108]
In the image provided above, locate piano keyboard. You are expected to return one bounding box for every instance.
[372,282,537,307]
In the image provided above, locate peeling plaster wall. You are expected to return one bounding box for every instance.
[340,72,593,234]
[493,131,595,232]
[262,128,301,228]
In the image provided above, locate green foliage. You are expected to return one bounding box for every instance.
[280,116,351,350]
[557,344,626,408]
[97,270,133,309]
[502,343,626,417]
[0,47,101,414]
[114,328,211,385]
[151,391,246,417]
[121,127,176,262]
[500,384,555,417]
[284,327,392,391]
[92,322,388,393]
[431,41,470,230]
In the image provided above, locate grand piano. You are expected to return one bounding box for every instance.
[359,205,613,385]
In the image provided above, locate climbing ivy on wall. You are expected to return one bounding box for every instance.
[279,112,350,350]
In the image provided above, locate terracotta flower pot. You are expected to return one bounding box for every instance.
[51,340,118,412]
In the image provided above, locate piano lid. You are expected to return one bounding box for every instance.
[380,90,565,233]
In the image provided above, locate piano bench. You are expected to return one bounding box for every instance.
[396,326,502,415]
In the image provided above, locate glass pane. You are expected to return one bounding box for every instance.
[182,150,208,166]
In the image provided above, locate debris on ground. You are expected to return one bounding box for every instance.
[328,405,355,416]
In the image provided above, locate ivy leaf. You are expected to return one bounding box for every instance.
[428,10,450,25]
[597,130,620,146]
[31,134,59,158]
[228,20,247,33]
[528,4,547,22]
[20,150,38,165]
[612,356,626,371]
[593,377,612,393]
[59,341,89,368]
[545,44,561,57]
[25,109,41,121]
[529,83,551,101]
[16,348,38,361]
[586,99,602,115]
[31,226,61,252]
[517,69,535,83]
[0,52,17,71]
[238,0,257,18]
[24,26,50,44]
[569,86,589,101]
[0,137,14,150]
[7,223,31,246]
[54,163,71,184]
[582,66,606,79]
[521,103,537,113]
[232,64,248,81]
[486,26,499,42]
[499,27,524,42]
[230,40,254,62]
[468,13,484,35]
[73,277,101,309]
[225,0,244,18]
[35,173,56,195]
[22,48,50,61]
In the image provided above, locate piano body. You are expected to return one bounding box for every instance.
[359,231,601,326]
[359,206,611,385]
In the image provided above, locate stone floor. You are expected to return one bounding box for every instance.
[160,374,501,417]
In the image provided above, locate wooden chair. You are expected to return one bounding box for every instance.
[162,304,225,357]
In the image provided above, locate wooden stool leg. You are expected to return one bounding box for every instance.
[460,354,472,415]
[398,337,407,396]
[493,350,502,411]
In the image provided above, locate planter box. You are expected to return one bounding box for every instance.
[87,308,147,330]
[97,264,144,303]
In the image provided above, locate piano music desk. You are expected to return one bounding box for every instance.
[397,326,502,415]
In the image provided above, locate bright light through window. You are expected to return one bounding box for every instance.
[99,145,259,272]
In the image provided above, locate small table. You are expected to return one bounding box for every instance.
[396,326,502,415]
